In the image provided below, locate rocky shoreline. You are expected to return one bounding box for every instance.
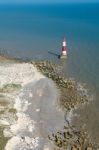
[31,60,99,150]
[32,61,89,111]
[0,55,98,150]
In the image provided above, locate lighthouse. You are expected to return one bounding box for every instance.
[60,39,67,59]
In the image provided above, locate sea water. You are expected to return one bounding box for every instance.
[0,3,99,142]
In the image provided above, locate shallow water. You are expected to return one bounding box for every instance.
[0,127,9,150]
[24,79,64,133]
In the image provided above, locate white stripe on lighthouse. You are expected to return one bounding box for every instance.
[62,41,66,46]
[62,51,67,55]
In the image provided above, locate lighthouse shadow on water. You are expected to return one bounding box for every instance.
[48,39,67,59]
[48,51,60,58]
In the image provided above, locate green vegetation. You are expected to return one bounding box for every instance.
[0,100,9,106]
[0,94,5,98]
[8,108,17,114]
[0,110,5,115]
[0,83,21,93]
[0,127,9,150]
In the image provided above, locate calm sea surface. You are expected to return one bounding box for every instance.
[0,3,99,142]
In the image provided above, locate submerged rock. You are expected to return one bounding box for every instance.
[48,124,97,150]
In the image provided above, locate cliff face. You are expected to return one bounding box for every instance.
[0,56,64,150]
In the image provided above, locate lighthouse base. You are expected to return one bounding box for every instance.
[60,54,67,59]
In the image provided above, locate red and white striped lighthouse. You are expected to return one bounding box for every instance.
[60,39,67,58]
